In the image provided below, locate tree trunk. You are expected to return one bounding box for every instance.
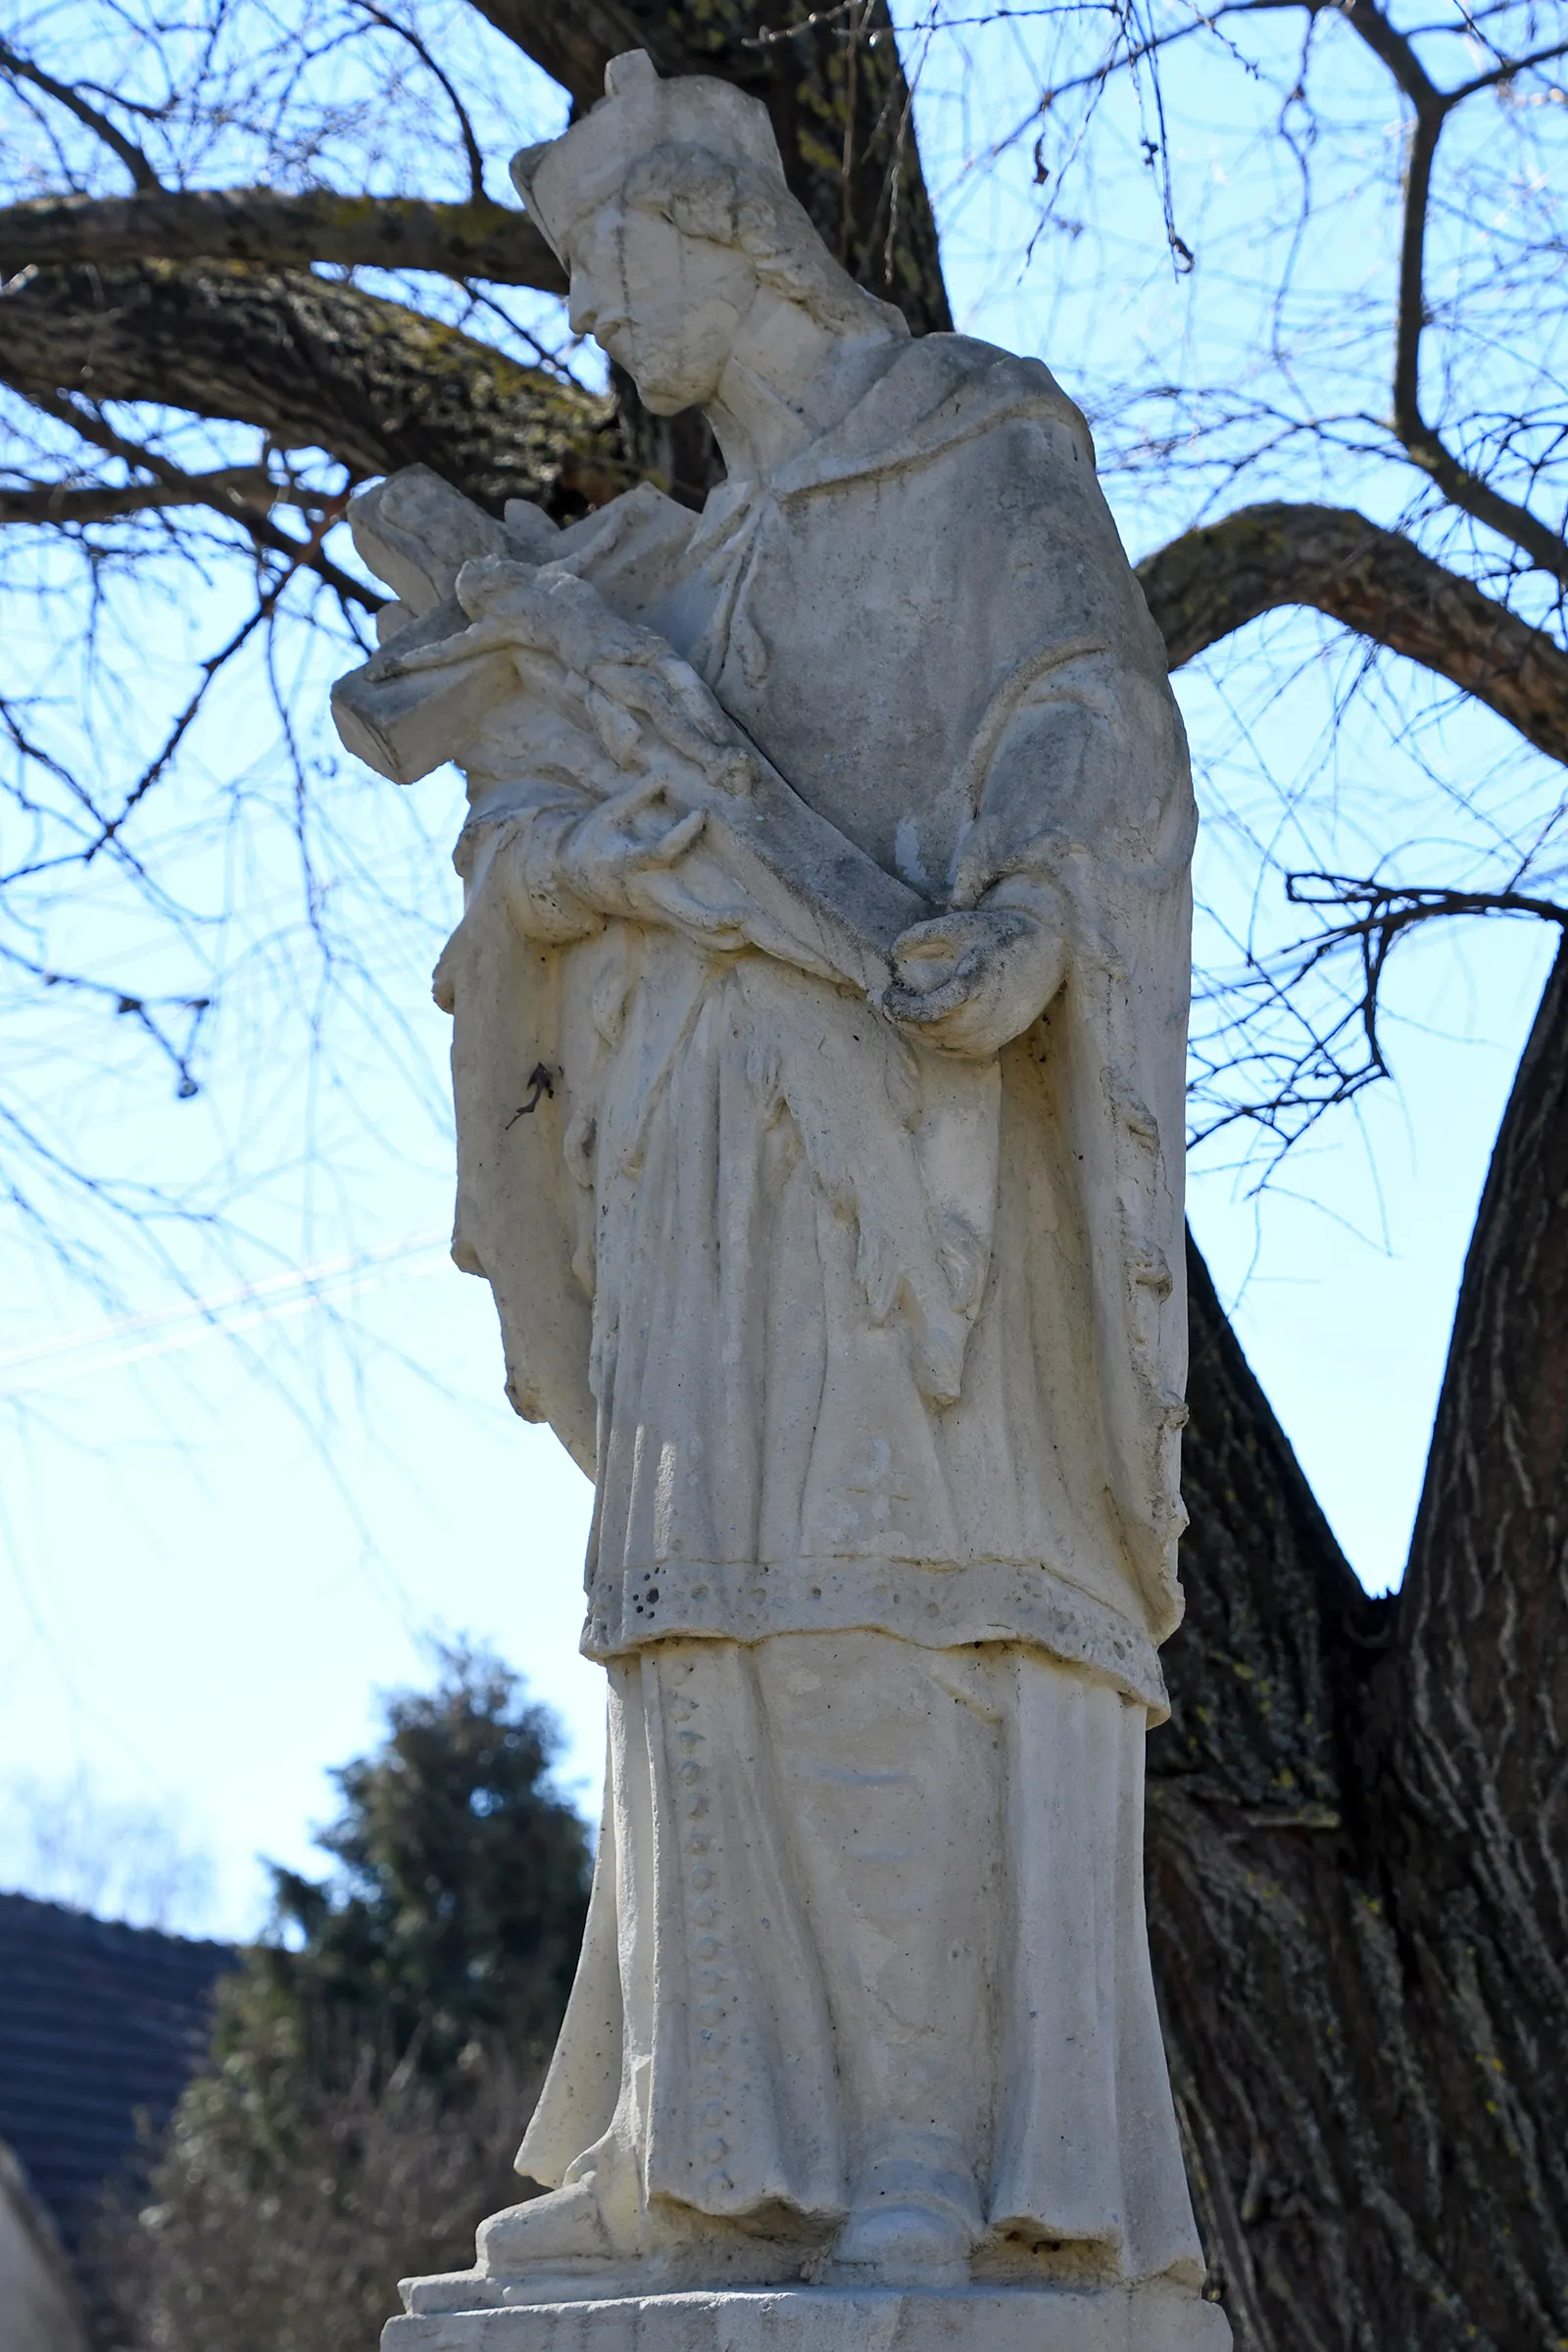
[1155,948,1568,2347]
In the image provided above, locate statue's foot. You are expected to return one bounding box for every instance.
[830,2198,973,2286]
[404,2169,819,2311]
[827,2143,979,2286]
[476,2178,614,2272]
[402,2176,635,2313]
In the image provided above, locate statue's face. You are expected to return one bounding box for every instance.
[565,201,760,416]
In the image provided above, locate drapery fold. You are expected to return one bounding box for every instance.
[519,1639,1200,2286]
[439,334,1196,1674]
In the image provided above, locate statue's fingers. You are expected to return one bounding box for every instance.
[596,668,718,769]
[647,809,707,866]
[894,914,970,962]
[602,774,673,825]
[892,944,964,1000]
[884,969,976,1026]
[589,666,669,731]
[592,656,731,756]
[393,617,512,670]
[947,819,1007,910]
[584,658,647,703]
[641,876,749,944]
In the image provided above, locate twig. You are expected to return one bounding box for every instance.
[0,36,162,191]
[0,465,275,525]
[82,494,354,864]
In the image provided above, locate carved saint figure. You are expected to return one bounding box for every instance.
[335,50,1207,2323]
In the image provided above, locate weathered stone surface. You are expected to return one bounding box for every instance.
[335,48,1222,2351]
[387,2284,1231,2352]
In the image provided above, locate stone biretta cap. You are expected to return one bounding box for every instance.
[510,50,788,266]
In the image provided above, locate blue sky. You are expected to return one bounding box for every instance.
[0,2,1561,1937]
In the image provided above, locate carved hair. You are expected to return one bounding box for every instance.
[621,143,908,340]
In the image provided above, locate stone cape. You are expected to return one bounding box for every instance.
[435,332,1196,1709]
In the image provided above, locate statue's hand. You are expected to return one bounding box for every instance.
[451,559,753,794]
[556,777,751,945]
[884,905,1065,1057]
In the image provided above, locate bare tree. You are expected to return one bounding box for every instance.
[0,1772,215,1930]
[4,1,1568,2343]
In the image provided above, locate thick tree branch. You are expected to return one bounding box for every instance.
[1161,1233,1370,1818]
[0,261,618,513]
[1140,502,1568,770]
[1150,1241,1406,2345]
[0,464,275,524]
[0,188,564,291]
[1346,941,1568,2337]
[467,0,651,105]
[1154,1221,1568,2344]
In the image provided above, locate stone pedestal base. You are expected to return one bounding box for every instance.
[385,2285,1232,2352]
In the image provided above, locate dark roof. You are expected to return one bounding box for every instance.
[0,1891,237,2251]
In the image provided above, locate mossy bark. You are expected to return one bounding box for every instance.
[0,260,617,514]
[0,189,565,289]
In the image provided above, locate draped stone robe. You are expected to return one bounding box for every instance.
[433,333,1201,2279]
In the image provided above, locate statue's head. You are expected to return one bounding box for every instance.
[512,52,906,416]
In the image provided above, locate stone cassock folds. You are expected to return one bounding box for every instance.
[333,49,1225,2348]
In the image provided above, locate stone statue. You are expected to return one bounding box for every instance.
[333,49,1227,2352]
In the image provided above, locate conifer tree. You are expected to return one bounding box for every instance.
[98,1650,590,2352]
